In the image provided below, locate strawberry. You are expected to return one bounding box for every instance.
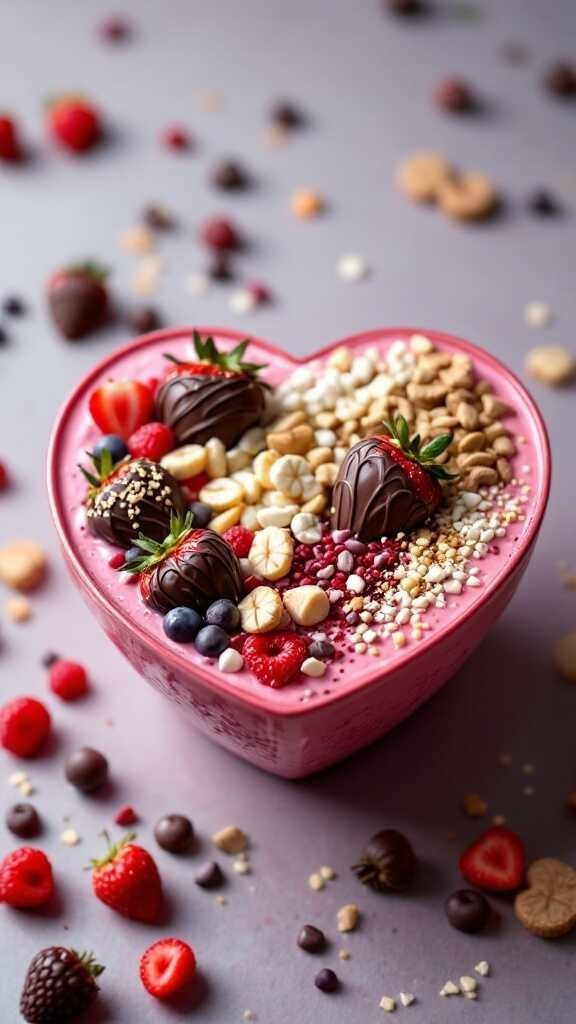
[0,460,9,490]
[48,659,88,701]
[155,330,267,448]
[243,632,308,687]
[124,511,243,614]
[128,421,175,462]
[460,826,526,892]
[0,115,22,162]
[223,525,254,558]
[140,938,196,999]
[79,451,184,547]
[181,471,210,502]
[332,414,458,541]
[0,847,54,907]
[47,261,109,340]
[114,805,138,827]
[48,95,101,152]
[91,833,162,922]
[20,947,104,1023]
[0,697,51,757]
[89,378,154,438]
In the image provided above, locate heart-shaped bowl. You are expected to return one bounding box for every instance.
[48,327,550,778]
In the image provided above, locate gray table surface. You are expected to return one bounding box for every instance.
[1,0,576,1020]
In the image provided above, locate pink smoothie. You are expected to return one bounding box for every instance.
[50,327,547,715]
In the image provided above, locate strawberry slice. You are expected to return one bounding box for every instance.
[89,380,154,440]
[243,632,308,688]
[140,938,196,1000]
[459,826,526,892]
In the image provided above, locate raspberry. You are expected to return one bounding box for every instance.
[0,460,8,490]
[108,551,125,569]
[128,422,175,462]
[115,805,138,826]
[162,126,190,151]
[140,938,196,999]
[0,697,51,757]
[0,116,21,162]
[223,525,254,557]
[243,632,308,687]
[181,471,210,501]
[0,847,54,907]
[48,660,88,701]
[200,216,240,252]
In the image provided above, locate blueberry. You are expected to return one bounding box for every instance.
[308,639,335,660]
[189,501,212,528]
[124,545,143,564]
[205,599,240,633]
[93,434,129,465]
[163,607,203,643]
[194,625,229,658]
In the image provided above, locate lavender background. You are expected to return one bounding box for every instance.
[1,0,576,1020]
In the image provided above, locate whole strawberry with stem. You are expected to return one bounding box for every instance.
[123,510,244,614]
[91,832,162,922]
[155,330,268,448]
[20,947,104,1023]
[47,261,109,340]
[48,95,101,153]
[0,115,22,162]
[332,414,458,541]
[80,450,184,548]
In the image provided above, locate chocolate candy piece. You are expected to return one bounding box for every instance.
[445,889,490,933]
[5,803,41,838]
[143,204,176,231]
[528,190,560,217]
[195,861,224,889]
[208,254,235,282]
[332,438,430,541]
[314,968,339,993]
[65,747,109,793]
[211,160,249,191]
[154,813,194,853]
[297,925,326,953]
[434,78,475,113]
[353,829,417,892]
[128,307,161,334]
[41,651,59,668]
[270,100,304,130]
[545,61,576,98]
[86,458,184,548]
[142,528,244,615]
[156,371,266,449]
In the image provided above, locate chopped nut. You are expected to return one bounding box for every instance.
[6,596,33,622]
[308,872,325,891]
[554,632,576,682]
[379,996,396,1012]
[462,793,487,818]
[526,345,576,386]
[337,903,360,932]
[212,825,247,854]
[283,586,330,627]
[0,541,47,592]
[60,828,81,847]
[474,961,490,977]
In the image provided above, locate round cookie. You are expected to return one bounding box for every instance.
[515,858,576,938]
[397,151,452,203]
[437,172,499,221]
[526,346,576,387]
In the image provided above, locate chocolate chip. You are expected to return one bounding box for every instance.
[2,296,26,316]
[445,889,490,933]
[194,860,224,888]
[211,160,250,191]
[5,803,40,838]
[154,813,194,853]
[383,0,425,14]
[41,651,60,668]
[528,190,561,217]
[298,925,326,953]
[208,254,234,282]
[65,747,109,793]
[352,829,417,891]
[143,204,176,231]
[314,968,339,993]
[0,326,8,346]
[433,78,476,113]
[127,307,161,334]
[270,101,305,130]
[545,62,576,98]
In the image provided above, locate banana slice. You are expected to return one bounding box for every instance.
[248,526,294,580]
[269,454,311,500]
[199,477,244,512]
[161,444,207,481]
[209,506,243,533]
[231,470,262,505]
[253,449,279,489]
[238,586,283,633]
[205,437,227,478]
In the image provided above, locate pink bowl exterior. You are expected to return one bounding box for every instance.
[48,327,550,778]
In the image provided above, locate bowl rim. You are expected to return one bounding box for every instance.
[47,325,551,718]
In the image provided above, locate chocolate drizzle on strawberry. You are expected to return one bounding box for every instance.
[155,331,268,448]
[332,416,457,541]
[81,454,184,548]
[122,512,244,614]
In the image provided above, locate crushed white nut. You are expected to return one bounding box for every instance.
[440,980,460,997]
[337,903,360,932]
[60,828,80,847]
[460,976,477,993]
[319,865,336,880]
[379,996,396,1012]
[212,825,247,854]
[301,656,327,678]
[337,253,368,282]
[308,872,325,891]
[474,961,490,977]
[218,648,244,673]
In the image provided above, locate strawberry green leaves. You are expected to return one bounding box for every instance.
[78,447,119,497]
[192,330,267,375]
[383,415,460,482]
[119,510,194,574]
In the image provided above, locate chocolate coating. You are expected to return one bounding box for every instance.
[155,371,266,448]
[445,889,490,933]
[195,861,224,888]
[314,968,339,993]
[86,458,184,548]
[353,829,417,892]
[331,437,432,541]
[142,528,243,614]
[65,747,109,792]
[154,813,194,853]
[6,803,41,839]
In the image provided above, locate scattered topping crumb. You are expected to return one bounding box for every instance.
[462,793,487,818]
[338,949,350,961]
[337,254,368,282]
[6,596,33,622]
[212,825,248,854]
[439,980,460,997]
[60,828,81,847]
[337,903,360,932]
[379,996,396,1012]
[308,872,325,891]
[474,961,490,977]
[399,992,415,1007]
[553,632,576,682]
[319,865,336,880]
[460,976,477,993]
[525,301,552,328]
[526,345,575,386]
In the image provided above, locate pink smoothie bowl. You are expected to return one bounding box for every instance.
[47,327,551,779]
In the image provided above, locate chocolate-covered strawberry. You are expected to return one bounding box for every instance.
[122,511,243,614]
[48,261,109,340]
[80,449,184,548]
[155,330,267,448]
[332,415,458,541]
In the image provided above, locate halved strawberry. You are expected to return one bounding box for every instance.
[243,632,308,688]
[459,826,526,892]
[89,379,154,440]
[139,938,196,1000]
